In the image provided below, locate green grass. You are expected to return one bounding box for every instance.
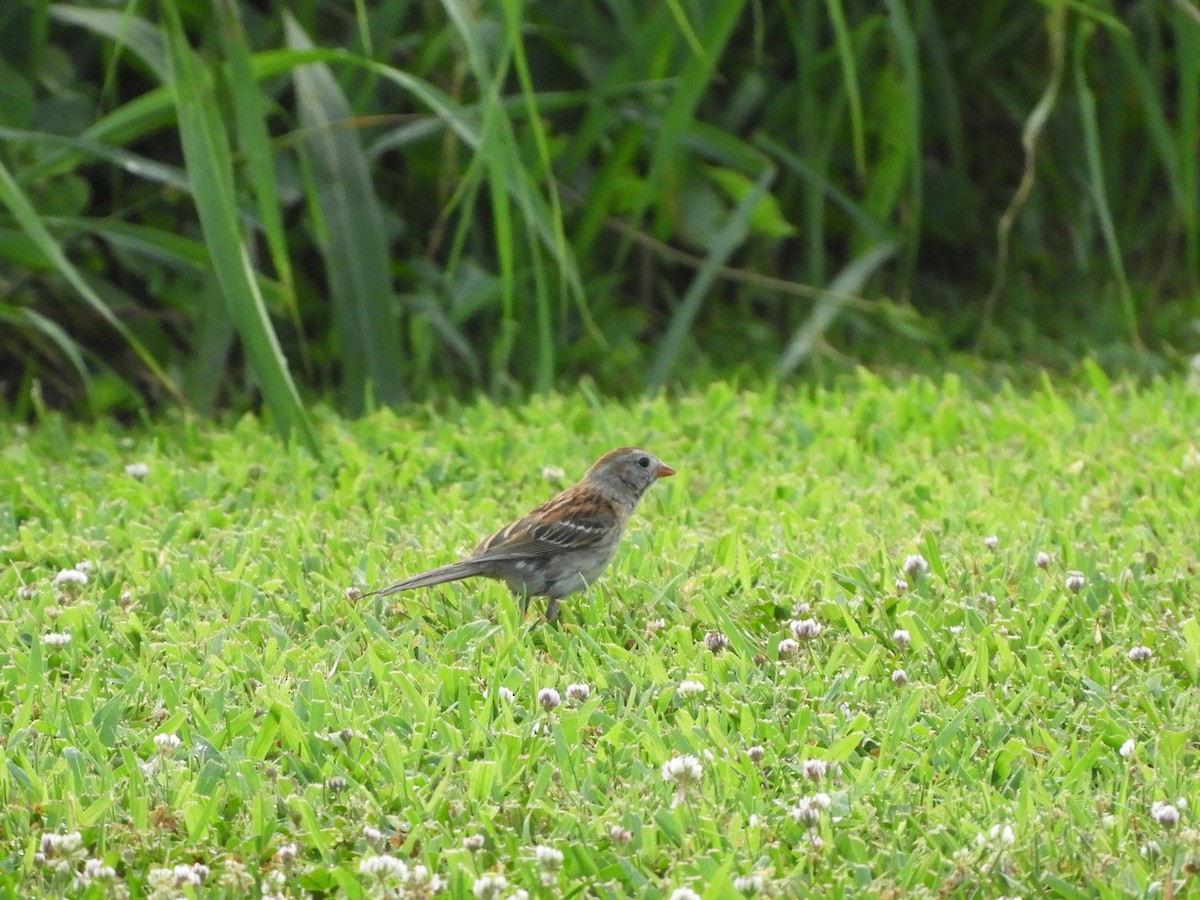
[3,370,1200,897]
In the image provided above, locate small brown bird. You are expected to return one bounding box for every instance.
[367,447,675,620]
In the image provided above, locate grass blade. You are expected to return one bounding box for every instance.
[1073,21,1139,346]
[880,0,922,289]
[214,0,297,305]
[646,169,771,392]
[0,306,92,397]
[162,2,317,451]
[48,4,167,81]
[777,240,898,377]
[621,0,748,263]
[0,159,178,403]
[286,15,405,413]
[824,0,866,178]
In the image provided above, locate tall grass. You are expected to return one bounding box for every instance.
[0,0,1196,431]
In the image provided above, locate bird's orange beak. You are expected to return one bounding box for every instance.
[656,463,676,478]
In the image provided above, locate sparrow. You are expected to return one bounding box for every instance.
[366,447,675,621]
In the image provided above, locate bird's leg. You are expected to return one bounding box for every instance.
[545,597,561,623]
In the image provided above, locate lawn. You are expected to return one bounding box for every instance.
[3,368,1200,899]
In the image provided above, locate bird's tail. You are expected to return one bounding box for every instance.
[362,558,489,598]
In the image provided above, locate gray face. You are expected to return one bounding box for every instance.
[586,447,675,502]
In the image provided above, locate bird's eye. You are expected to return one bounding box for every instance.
[637,456,650,468]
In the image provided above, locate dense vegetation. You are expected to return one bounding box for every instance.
[4,374,1200,897]
[2,1,1198,437]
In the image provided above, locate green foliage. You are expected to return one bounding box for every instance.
[3,374,1200,894]
[0,1,1198,425]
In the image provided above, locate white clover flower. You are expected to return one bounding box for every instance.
[537,687,561,711]
[472,873,508,899]
[670,889,701,900]
[276,842,299,864]
[1035,551,1051,569]
[790,618,822,641]
[42,632,71,648]
[53,569,88,588]
[1151,801,1180,829]
[1119,739,1136,758]
[154,733,182,756]
[662,754,702,807]
[173,863,208,886]
[647,618,667,633]
[463,834,485,853]
[362,825,383,843]
[407,864,445,893]
[542,465,565,483]
[777,638,799,659]
[75,858,117,887]
[734,874,765,896]
[704,631,729,653]
[791,797,823,826]
[976,824,1015,847]
[892,629,910,650]
[534,845,563,870]
[746,745,765,765]
[677,680,705,698]
[802,759,827,782]
[894,578,908,595]
[661,755,703,787]
[1128,646,1153,662]
[147,867,173,889]
[610,825,633,845]
[125,462,150,479]
[566,683,590,703]
[75,560,95,574]
[1065,573,1085,593]
[984,535,999,549]
[40,831,84,858]
[85,859,115,879]
[892,668,908,687]
[359,854,409,880]
[902,554,929,577]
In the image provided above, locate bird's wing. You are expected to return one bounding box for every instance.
[471,487,620,560]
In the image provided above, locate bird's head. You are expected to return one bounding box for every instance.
[584,447,675,502]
